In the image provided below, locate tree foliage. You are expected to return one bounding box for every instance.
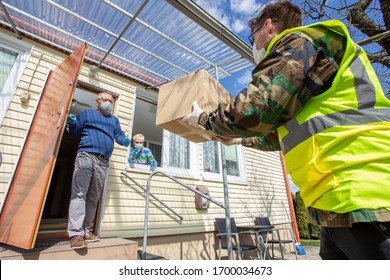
[293,191,320,239]
[293,191,310,239]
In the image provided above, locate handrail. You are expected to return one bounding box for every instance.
[141,170,226,260]
[120,171,183,220]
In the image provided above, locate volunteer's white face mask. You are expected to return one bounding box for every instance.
[252,43,265,64]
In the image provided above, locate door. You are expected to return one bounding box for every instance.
[0,43,87,249]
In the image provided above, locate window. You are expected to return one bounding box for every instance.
[161,131,198,176]
[0,48,18,90]
[130,88,163,169]
[224,145,240,176]
[202,141,246,182]
[0,34,31,124]
[168,133,189,168]
[202,141,220,173]
[144,141,162,167]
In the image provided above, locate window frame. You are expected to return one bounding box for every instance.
[202,141,247,184]
[0,32,32,125]
[160,130,199,178]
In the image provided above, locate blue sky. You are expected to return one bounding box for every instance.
[194,0,389,96]
[194,0,261,95]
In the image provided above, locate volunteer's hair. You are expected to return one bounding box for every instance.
[248,0,302,33]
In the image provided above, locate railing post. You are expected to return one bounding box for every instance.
[141,171,153,260]
[215,64,233,260]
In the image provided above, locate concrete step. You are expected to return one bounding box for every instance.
[137,250,167,260]
[0,238,138,260]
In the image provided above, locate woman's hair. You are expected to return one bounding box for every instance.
[132,134,145,141]
[248,1,302,33]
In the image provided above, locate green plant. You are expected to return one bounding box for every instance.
[294,191,310,239]
[300,239,320,247]
[293,191,321,240]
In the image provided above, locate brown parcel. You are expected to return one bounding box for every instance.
[156,69,232,143]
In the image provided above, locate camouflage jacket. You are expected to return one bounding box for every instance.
[199,28,344,151]
[199,25,390,225]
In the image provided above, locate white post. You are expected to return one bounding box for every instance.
[215,65,233,260]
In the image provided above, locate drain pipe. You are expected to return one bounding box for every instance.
[279,151,300,243]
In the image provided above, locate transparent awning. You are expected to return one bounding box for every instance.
[0,0,255,89]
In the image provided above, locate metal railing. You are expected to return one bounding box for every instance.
[142,170,226,260]
[121,171,183,220]
[121,170,233,260]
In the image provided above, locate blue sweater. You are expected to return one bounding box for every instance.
[67,109,126,158]
[128,147,157,166]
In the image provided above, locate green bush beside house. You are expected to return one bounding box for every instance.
[293,191,320,240]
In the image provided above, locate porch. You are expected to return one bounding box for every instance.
[0,236,320,260]
[0,238,138,260]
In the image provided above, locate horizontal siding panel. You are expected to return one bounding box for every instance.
[3,108,35,124]
[0,134,24,147]
[0,124,27,139]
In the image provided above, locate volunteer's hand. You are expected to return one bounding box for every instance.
[67,114,77,125]
[183,101,205,127]
[122,138,131,147]
[215,136,243,146]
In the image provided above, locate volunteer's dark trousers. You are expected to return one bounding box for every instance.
[320,222,390,259]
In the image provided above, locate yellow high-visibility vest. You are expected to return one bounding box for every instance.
[274,20,390,213]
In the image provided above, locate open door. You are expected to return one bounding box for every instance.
[0,42,87,249]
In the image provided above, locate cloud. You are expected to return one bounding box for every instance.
[194,0,231,29]
[194,0,262,35]
[230,0,261,15]
[232,19,246,33]
[237,69,252,86]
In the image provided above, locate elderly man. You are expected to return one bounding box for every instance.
[66,91,130,249]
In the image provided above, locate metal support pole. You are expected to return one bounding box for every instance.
[0,1,22,39]
[215,65,233,260]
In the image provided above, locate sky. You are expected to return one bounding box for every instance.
[194,0,262,95]
[194,0,389,96]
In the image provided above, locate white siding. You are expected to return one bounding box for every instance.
[0,41,61,206]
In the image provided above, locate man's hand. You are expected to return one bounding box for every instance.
[214,136,243,146]
[67,114,77,125]
[122,138,131,147]
[183,101,205,127]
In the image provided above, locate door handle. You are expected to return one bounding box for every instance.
[52,106,64,129]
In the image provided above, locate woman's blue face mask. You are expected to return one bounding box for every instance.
[134,143,143,151]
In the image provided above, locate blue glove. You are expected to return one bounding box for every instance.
[122,137,131,147]
[67,114,77,125]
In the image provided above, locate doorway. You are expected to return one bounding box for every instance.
[37,87,100,242]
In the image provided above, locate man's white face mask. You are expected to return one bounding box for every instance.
[252,44,265,64]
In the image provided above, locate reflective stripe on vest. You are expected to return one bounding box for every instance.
[281,107,390,154]
[274,21,390,212]
[280,44,390,154]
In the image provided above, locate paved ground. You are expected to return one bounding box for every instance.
[283,246,321,260]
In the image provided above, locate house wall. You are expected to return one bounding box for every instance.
[0,30,293,259]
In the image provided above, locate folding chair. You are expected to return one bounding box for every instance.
[215,218,258,260]
[255,217,297,260]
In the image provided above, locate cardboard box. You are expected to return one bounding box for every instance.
[156,69,232,143]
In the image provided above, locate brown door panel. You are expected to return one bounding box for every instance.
[0,43,87,249]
